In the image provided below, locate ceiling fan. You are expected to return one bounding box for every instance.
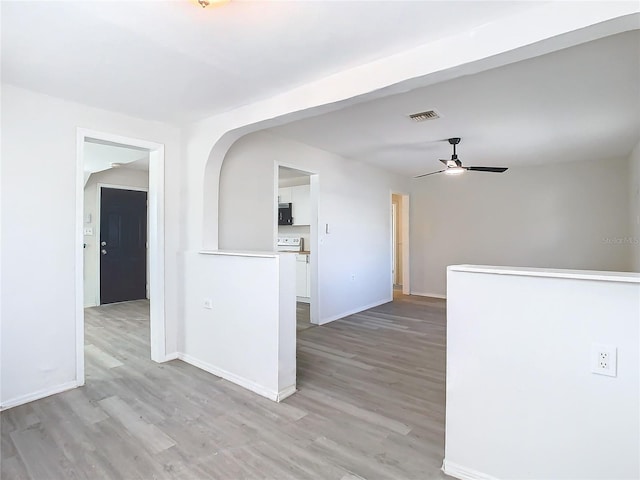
[414,137,508,178]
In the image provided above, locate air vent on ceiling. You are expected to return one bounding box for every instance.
[407,109,441,122]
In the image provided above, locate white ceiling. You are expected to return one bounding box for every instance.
[3,1,637,178]
[1,0,541,124]
[269,31,640,176]
[279,166,311,187]
[279,166,309,180]
[84,140,149,174]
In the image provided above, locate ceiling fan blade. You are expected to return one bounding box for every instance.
[414,169,446,178]
[439,159,449,166]
[466,166,508,173]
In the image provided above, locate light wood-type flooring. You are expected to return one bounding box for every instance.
[1,294,450,479]
[296,302,313,332]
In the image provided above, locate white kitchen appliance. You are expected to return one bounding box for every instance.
[276,236,303,252]
[277,236,310,300]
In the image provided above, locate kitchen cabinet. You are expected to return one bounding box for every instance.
[278,187,292,204]
[278,185,310,226]
[296,254,311,300]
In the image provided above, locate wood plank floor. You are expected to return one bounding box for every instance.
[296,302,313,332]
[1,295,450,479]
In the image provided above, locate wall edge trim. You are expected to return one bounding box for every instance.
[442,460,500,480]
[318,298,392,325]
[276,385,297,402]
[177,353,279,401]
[0,381,79,411]
[411,291,447,299]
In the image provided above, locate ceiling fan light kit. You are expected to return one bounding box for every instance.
[197,0,230,8]
[414,137,508,178]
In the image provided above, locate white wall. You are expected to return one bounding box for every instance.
[0,85,181,408]
[445,266,640,479]
[629,140,640,271]
[181,252,296,401]
[218,131,409,324]
[83,168,149,307]
[2,4,635,409]
[410,156,633,297]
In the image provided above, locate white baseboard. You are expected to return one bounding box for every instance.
[318,298,392,325]
[410,291,447,299]
[442,460,499,480]
[0,381,79,411]
[276,384,297,402]
[163,352,180,361]
[177,353,289,402]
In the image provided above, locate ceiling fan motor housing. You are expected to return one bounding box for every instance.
[448,138,462,165]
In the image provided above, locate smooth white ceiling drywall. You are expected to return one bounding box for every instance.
[1,1,541,124]
[270,31,640,175]
[84,141,149,174]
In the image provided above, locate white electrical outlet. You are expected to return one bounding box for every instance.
[203,299,213,310]
[351,273,356,281]
[591,344,617,377]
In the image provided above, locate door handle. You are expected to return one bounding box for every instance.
[101,249,107,255]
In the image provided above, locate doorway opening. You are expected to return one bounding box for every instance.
[75,129,167,387]
[392,193,410,296]
[276,165,319,329]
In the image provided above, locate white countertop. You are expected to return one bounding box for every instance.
[448,265,640,284]
[200,250,280,258]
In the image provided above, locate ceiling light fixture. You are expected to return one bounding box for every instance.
[197,0,230,7]
[444,166,465,175]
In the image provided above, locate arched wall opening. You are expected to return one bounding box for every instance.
[177,4,638,403]
[192,7,639,330]
[199,9,636,253]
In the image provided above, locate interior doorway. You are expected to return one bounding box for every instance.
[392,193,410,296]
[76,129,167,388]
[276,165,319,328]
[82,141,152,389]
